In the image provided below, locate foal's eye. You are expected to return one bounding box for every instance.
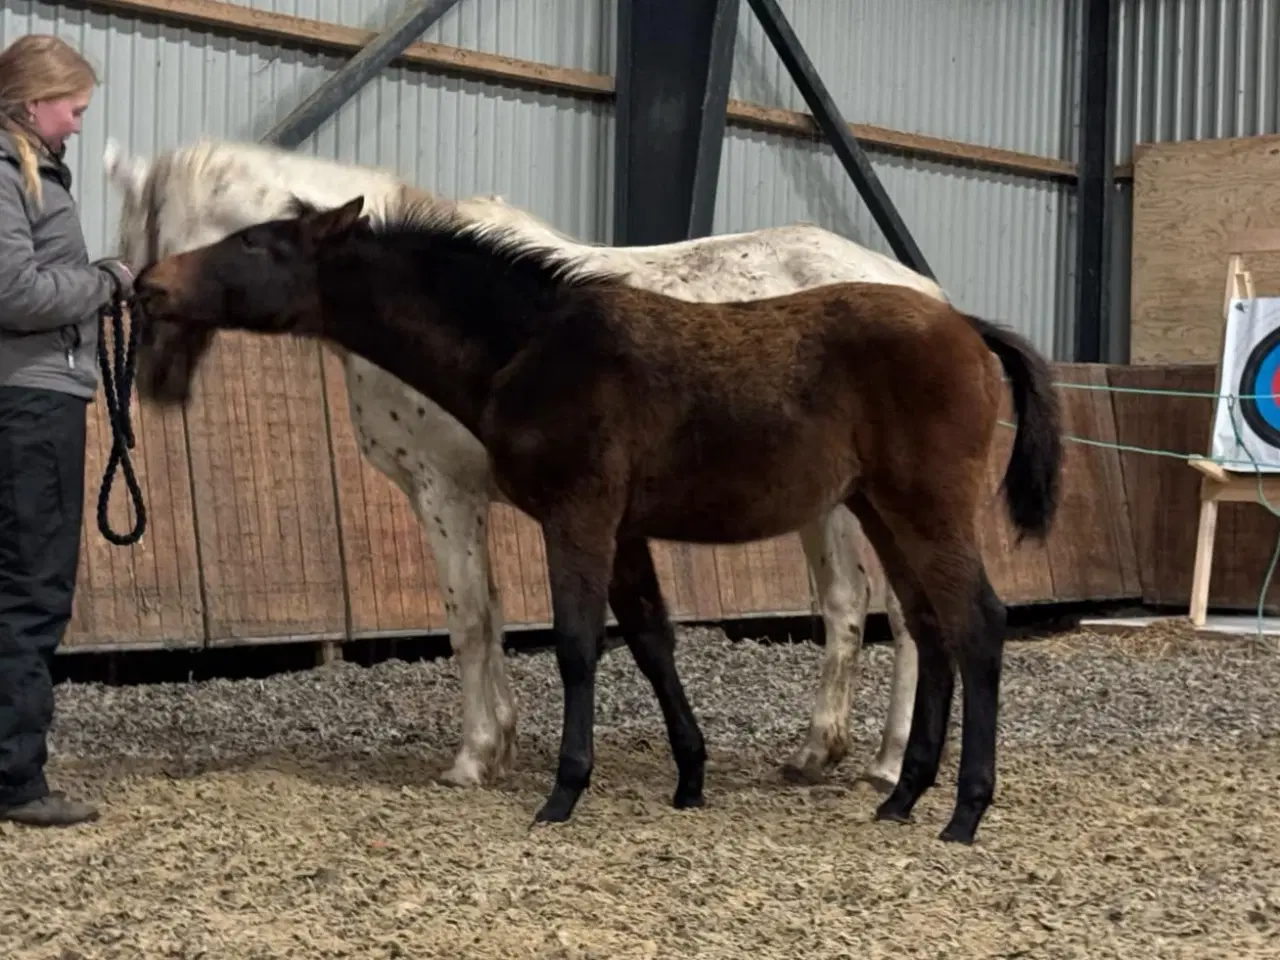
[239,232,261,250]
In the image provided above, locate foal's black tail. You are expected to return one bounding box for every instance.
[964,314,1063,542]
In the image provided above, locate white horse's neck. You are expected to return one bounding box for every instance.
[165,138,412,229]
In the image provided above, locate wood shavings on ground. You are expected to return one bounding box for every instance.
[3,624,1278,958]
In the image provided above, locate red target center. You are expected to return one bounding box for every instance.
[1269,362,1280,403]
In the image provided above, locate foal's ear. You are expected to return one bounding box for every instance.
[286,194,327,220]
[301,195,366,243]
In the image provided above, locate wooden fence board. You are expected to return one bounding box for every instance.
[319,349,445,637]
[64,378,203,649]
[714,535,815,618]
[974,380,1056,604]
[184,335,347,642]
[1041,363,1142,601]
[651,543,724,621]
[1108,363,1280,613]
[69,346,1280,651]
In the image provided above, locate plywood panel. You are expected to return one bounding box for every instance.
[184,334,347,643]
[1130,134,1280,365]
[64,357,203,650]
[1108,363,1280,613]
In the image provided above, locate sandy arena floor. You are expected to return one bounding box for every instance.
[2,622,1279,959]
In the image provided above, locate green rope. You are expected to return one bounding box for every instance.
[996,377,1280,649]
[1052,380,1280,400]
[996,419,1280,470]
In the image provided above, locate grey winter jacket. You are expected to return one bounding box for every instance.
[0,129,128,399]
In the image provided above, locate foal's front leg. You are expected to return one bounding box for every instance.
[534,522,616,823]
[609,538,706,808]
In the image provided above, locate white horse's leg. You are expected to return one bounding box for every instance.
[782,506,871,783]
[781,505,920,791]
[478,508,517,762]
[407,473,517,786]
[860,587,917,792]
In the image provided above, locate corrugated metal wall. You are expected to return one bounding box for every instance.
[719,0,1079,358]
[1,0,1078,357]
[0,0,613,262]
[1109,0,1280,361]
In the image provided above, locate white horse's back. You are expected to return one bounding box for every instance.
[106,135,945,305]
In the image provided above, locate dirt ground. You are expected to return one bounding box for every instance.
[3,623,1279,959]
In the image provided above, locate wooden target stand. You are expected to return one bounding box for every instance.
[1187,229,1280,636]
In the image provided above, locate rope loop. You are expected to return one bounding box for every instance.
[96,293,147,547]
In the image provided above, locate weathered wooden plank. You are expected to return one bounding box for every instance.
[650,542,724,621]
[713,534,814,618]
[65,363,203,650]
[973,378,1057,604]
[1041,363,1142,601]
[184,334,347,643]
[319,349,445,637]
[486,504,531,625]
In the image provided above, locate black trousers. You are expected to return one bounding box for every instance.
[0,386,86,806]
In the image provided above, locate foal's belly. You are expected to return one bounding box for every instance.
[625,437,857,545]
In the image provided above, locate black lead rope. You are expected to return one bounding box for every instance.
[96,294,147,546]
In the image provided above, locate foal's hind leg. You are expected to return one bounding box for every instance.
[939,567,1006,843]
[610,538,707,808]
[849,489,1005,844]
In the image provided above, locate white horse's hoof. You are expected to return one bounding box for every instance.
[858,767,899,794]
[779,741,846,785]
[438,753,489,788]
[437,736,518,788]
[780,757,828,785]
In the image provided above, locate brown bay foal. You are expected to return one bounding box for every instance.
[130,195,1062,844]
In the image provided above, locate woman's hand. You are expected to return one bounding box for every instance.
[93,257,134,299]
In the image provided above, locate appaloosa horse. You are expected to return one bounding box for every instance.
[104,135,944,793]
[129,195,1062,843]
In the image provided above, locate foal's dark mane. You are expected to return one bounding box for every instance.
[296,194,640,363]
[300,196,630,357]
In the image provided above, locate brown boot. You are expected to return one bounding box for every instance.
[0,790,99,827]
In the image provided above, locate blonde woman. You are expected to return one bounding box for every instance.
[0,34,133,827]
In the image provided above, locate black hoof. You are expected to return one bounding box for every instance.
[673,790,705,810]
[939,808,983,844]
[874,805,911,825]
[875,789,916,824]
[533,784,582,824]
[938,824,975,844]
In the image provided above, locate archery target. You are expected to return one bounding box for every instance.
[1211,296,1280,472]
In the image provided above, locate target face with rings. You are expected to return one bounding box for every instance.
[1238,325,1280,449]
